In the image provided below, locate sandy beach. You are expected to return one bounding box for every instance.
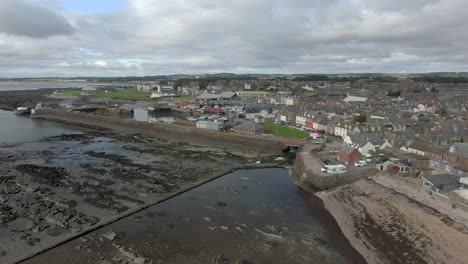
[318,175,468,264]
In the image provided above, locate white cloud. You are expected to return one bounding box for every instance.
[94,60,108,67]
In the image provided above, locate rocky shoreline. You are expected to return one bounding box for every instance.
[0,129,260,264]
[0,89,59,111]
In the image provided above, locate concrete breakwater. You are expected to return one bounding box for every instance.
[32,109,284,156]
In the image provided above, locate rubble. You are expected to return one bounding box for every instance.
[213,254,229,264]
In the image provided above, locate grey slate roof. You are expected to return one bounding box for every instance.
[236,122,265,131]
[197,92,237,100]
[423,174,460,186]
[351,133,385,147]
[450,143,468,158]
[340,145,359,155]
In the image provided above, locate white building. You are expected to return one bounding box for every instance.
[136,84,154,92]
[334,125,349,138]
[296,116,307,127]
[343,96,368,103]
[281,97,296,106]
[260,109,276,119]
[302,85,314,91]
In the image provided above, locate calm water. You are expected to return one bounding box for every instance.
[25,168,365,264]
[0,82,92,91]
[0,110,86,145]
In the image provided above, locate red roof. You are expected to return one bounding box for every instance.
[204,107,225,113]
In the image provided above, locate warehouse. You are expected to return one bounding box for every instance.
[196,120,225,131]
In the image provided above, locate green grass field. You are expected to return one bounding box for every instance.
[57,90,82,96]
[97,91,151,98]
[261,122,309,138]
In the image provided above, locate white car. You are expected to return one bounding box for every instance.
[320,166,329,172]
[354,160,367,167]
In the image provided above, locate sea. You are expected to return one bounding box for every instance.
[0,81,93,91]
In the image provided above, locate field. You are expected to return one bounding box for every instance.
[57,90,81,96]
[261,122,309,138]
[97,91,151,98]
[56,90,151,98]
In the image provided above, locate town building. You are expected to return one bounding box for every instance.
[233,122,266,135]
[339,145,362,165]
[238,91,270,99]
[196,121,225,131]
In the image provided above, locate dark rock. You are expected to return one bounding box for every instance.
[237,260,255,264]
[213,254,229,264]
[216,201,227,207]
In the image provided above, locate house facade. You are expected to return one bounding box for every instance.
[339,146,362,165]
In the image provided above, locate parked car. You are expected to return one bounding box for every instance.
[326,165,347,174]
[377,158,389,164]
[354,160,367,167]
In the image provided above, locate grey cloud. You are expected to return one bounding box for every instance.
[0,0,74,38]
[1,0,468,77]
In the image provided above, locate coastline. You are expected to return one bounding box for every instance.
[6,102,463,263]
[1,108,368,263]
[317,175,468,264]
[31,109,285,157]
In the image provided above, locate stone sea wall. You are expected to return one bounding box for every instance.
[32,109,284,156]
[293,147,376,190]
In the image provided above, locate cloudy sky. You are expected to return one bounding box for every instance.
[0,0,467,77]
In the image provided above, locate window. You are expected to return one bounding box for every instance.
[423,181,432,189]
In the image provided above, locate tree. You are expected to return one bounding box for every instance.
[438,108,448,116]
[387,90,401,97]
[293,75,329,81]
[353,115,367,124]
